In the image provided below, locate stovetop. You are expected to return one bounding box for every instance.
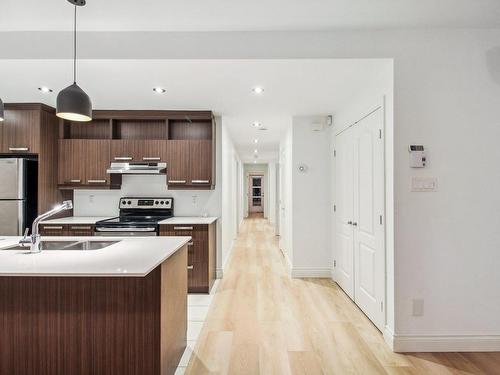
[95,197,174,228]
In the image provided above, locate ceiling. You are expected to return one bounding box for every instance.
[0,59,391,161]
[1,0,499,32]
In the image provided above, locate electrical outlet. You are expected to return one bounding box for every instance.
[192,195,198,205]
[412,299,424,317]
[89,195,95,203]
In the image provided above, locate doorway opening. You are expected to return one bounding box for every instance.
[249,175,264,214]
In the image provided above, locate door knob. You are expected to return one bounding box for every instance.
[353,222,358,226]
[347,221,352,225]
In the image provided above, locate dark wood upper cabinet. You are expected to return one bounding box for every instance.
[1,109,40,154]
[166,140,190,186]
[56,109,215,190]
[111,139,167,163]
[85,140,111,186]
[189,140,212,186]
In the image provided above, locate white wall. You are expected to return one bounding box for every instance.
[279,125,294,269]
[267,161,277,229]
[288,116,333,277]
[220,120,242,276]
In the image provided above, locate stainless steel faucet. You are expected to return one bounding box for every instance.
[19,200,73,253]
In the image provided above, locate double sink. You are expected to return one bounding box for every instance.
[1,240,120,251]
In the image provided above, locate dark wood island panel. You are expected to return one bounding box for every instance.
[0,246,187,375]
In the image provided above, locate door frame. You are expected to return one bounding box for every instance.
[248,174,264,213]
[333,100,387,332]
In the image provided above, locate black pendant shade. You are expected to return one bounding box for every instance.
[56,1,92,122]
[0,98,4,122]
[56,83,92,122]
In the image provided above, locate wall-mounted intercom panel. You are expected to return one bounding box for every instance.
[408,145,426,168]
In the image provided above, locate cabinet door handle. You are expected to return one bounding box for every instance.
[168,180,186,184]
[70,226,92,230]
[42,226,64,230]
[347,221,352,225]
[187,265,194,270]
[114,156,133,161]
[352,222,358,226]
[191,180,210,184]
[174,226,193,231]
[9,147,29,152]
[65,179,82,184]
[87,179,107,184]
[143,157,161,161]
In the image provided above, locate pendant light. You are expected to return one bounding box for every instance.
[0,98,4,122]
[56,0,92,122]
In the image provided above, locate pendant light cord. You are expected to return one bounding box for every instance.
[73,5,77,84]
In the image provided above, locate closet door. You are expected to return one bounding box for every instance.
[335,129,355,299]
[353,108,385,331]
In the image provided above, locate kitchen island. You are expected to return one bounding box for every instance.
[0,236,190,375]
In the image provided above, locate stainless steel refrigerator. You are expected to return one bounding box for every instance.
[0,157,37,235]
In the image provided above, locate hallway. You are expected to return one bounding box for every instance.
[186,216,500,374]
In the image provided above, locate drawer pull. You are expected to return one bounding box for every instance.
[114,156,133,161]
[188,241,194,246]
[70,226,92,230]
[191,180,210,184]
[9,147,29,152]
[42,226,63,230]
[168,180,186,184]
[87,179,107,184]
[174,226,193,231]
[142,157,161,161]
[187,265,194,270]
[65,179,82,184]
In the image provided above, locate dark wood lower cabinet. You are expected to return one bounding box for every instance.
[160,222,216,293]
[0,246,187,375]
[39,224,95,236]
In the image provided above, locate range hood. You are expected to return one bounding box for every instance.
[107,162,167,175]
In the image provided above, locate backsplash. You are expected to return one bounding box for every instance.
[73,175,221,217]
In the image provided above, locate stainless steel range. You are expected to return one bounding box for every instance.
[95,197,173,236]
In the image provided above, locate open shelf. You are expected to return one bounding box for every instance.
[61,119,111,139]
[113,119,168,140]
[169,120,212,140]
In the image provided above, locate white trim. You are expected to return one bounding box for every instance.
[291,267,332,278]
[280,248,292,276]
[386,332,500,352]
[217,239,236,279]
[383,327,395,351]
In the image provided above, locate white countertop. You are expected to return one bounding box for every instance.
[41,216,218,225]
[41,217,113,225]
[0,236,190,277]
[159,217,218,225]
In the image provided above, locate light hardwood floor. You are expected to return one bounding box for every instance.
[186,216,500,374]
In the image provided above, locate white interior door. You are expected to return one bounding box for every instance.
[353,108,385,331]
[334,107,385,331]
[249,175,264,213]
[335,130,355,299]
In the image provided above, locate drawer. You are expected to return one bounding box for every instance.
[39,224,67,236]
[67,225,94,236]
[161,224,208,240]
[187,262,208,292]
[187,239,206,263]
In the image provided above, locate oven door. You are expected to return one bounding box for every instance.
[94,226,158,237]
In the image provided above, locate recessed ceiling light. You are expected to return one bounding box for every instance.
[254,139,258,144]
[254,160,257,163]
[38,87,53,93]
[252,87,264,94]
[254,149,258,153]
[153,87,166,94]
[253,121,262,128]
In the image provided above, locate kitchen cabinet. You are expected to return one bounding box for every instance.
[58,140,110,187]
[0,109,40,154]
[111,140,167,163]
[160,222,216,293]
[39,223,95,236]
[166,140,213,189]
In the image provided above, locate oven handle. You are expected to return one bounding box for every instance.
[95,227,157,232]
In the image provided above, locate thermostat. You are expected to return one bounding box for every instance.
[408,145,426,168]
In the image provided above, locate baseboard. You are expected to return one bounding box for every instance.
[383,327,395,351]
[291,267,332,278]
[387,332,500,352]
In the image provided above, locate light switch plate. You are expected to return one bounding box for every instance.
[411,177,438,192]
